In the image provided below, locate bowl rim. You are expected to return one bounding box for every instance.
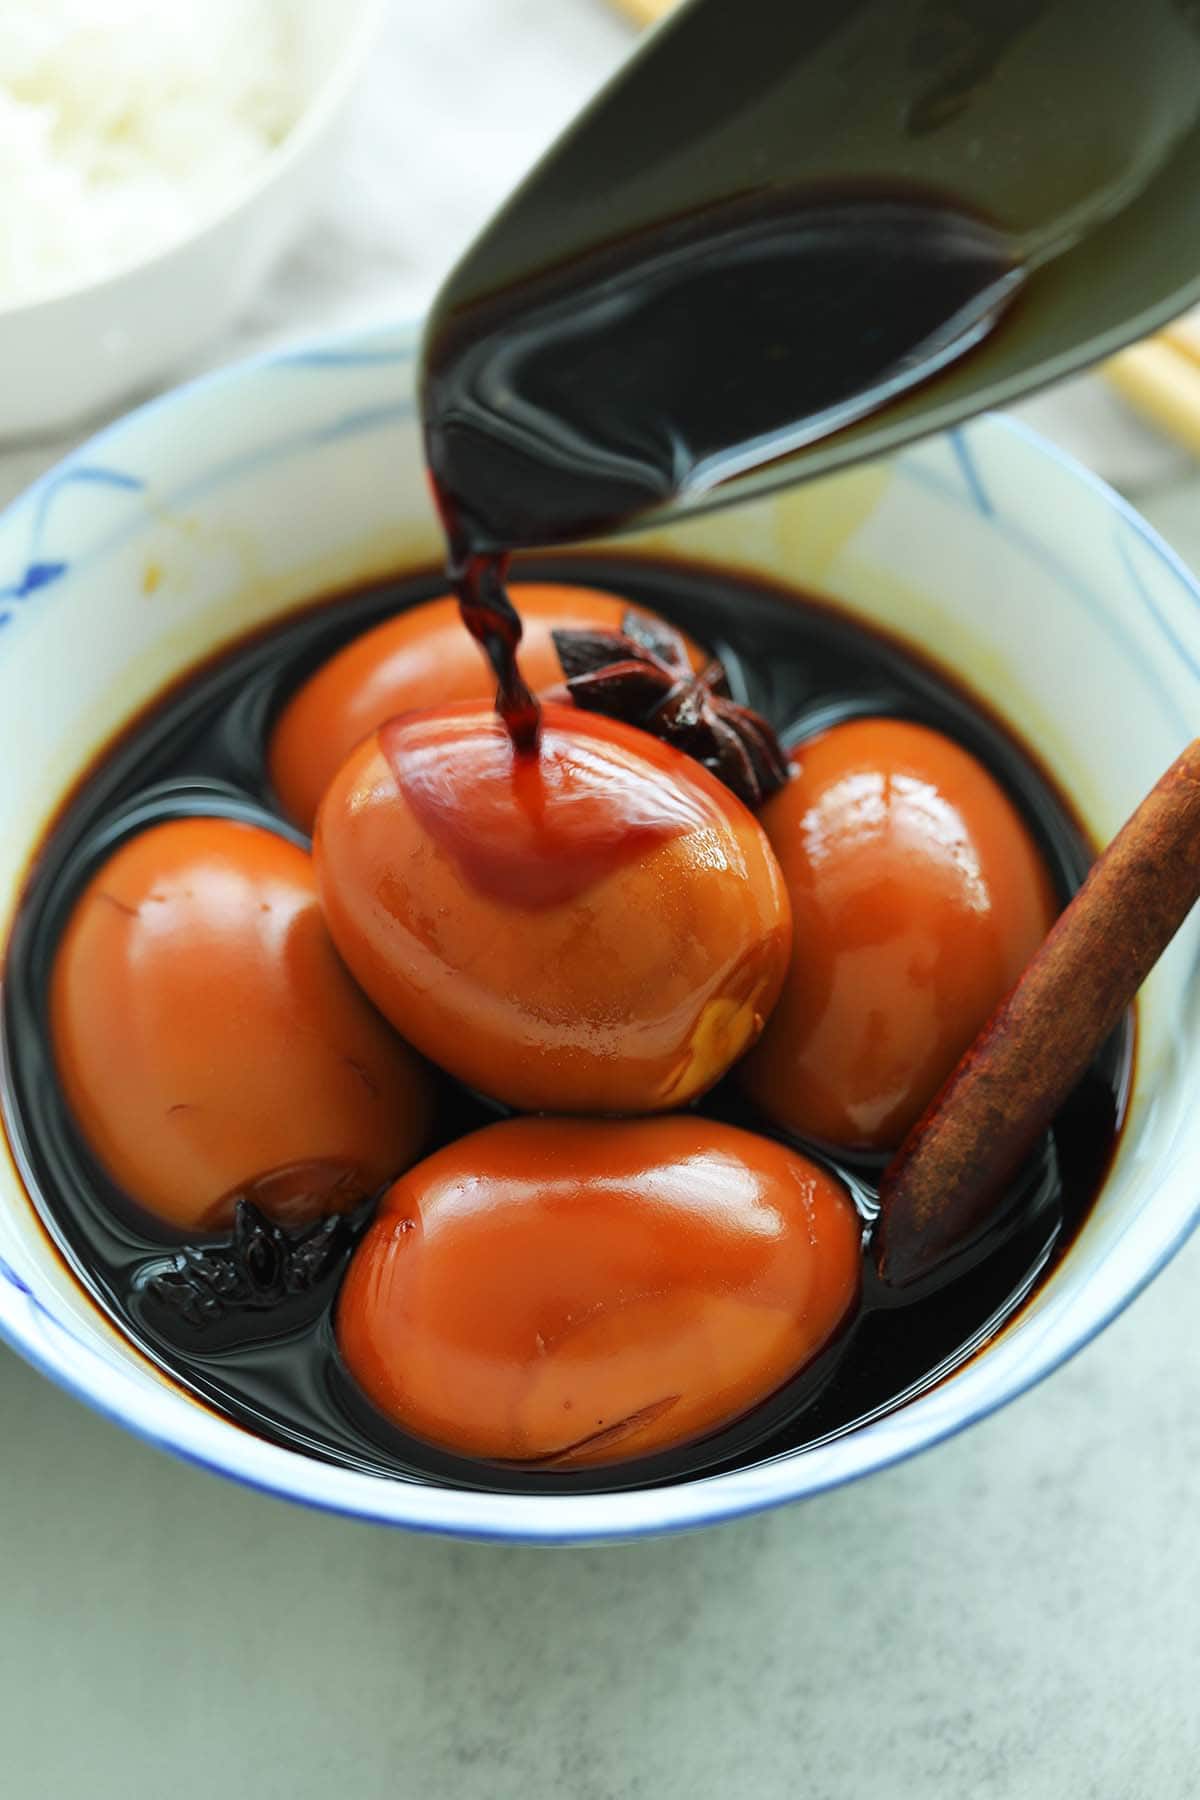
[0,0,388,326]
[2,320,1199,1543]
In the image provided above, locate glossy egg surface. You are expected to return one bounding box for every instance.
[269,583,705,830]
[741,717,1058,1150]
[337,1115,862,1467]
[314,702,792,1114]
[50,817,432,1230]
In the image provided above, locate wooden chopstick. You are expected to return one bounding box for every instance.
[606,0,676,25]
[1159,316,1200,369]
[1103,332,1200,459]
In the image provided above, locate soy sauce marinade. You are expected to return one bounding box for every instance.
[3,561,1129,1494]
[423,183,1023,745]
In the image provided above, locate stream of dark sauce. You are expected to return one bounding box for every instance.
[1,559,1131,1496]
[425,183,1023,753]
[450,552,541,753]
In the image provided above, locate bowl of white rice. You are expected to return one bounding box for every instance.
[1,0,385,439]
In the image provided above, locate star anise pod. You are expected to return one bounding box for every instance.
[135,1198,360,1336]
[552,611,789,808]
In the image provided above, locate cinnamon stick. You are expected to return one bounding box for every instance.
[875,739,1200,1287]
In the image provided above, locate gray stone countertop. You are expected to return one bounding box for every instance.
[2,6,1198,1795]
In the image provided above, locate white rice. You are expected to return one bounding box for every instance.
[0,1,300,309]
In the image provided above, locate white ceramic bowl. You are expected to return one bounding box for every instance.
[0,0,385,441]
[1,321,1198,1544]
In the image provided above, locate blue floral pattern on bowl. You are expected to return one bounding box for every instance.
[0,322,1197,1543]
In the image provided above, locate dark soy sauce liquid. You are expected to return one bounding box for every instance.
[423,186,1022,555]
[1,559,1131,1496]
[451,552,541,752]
[424,183,1021,751]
